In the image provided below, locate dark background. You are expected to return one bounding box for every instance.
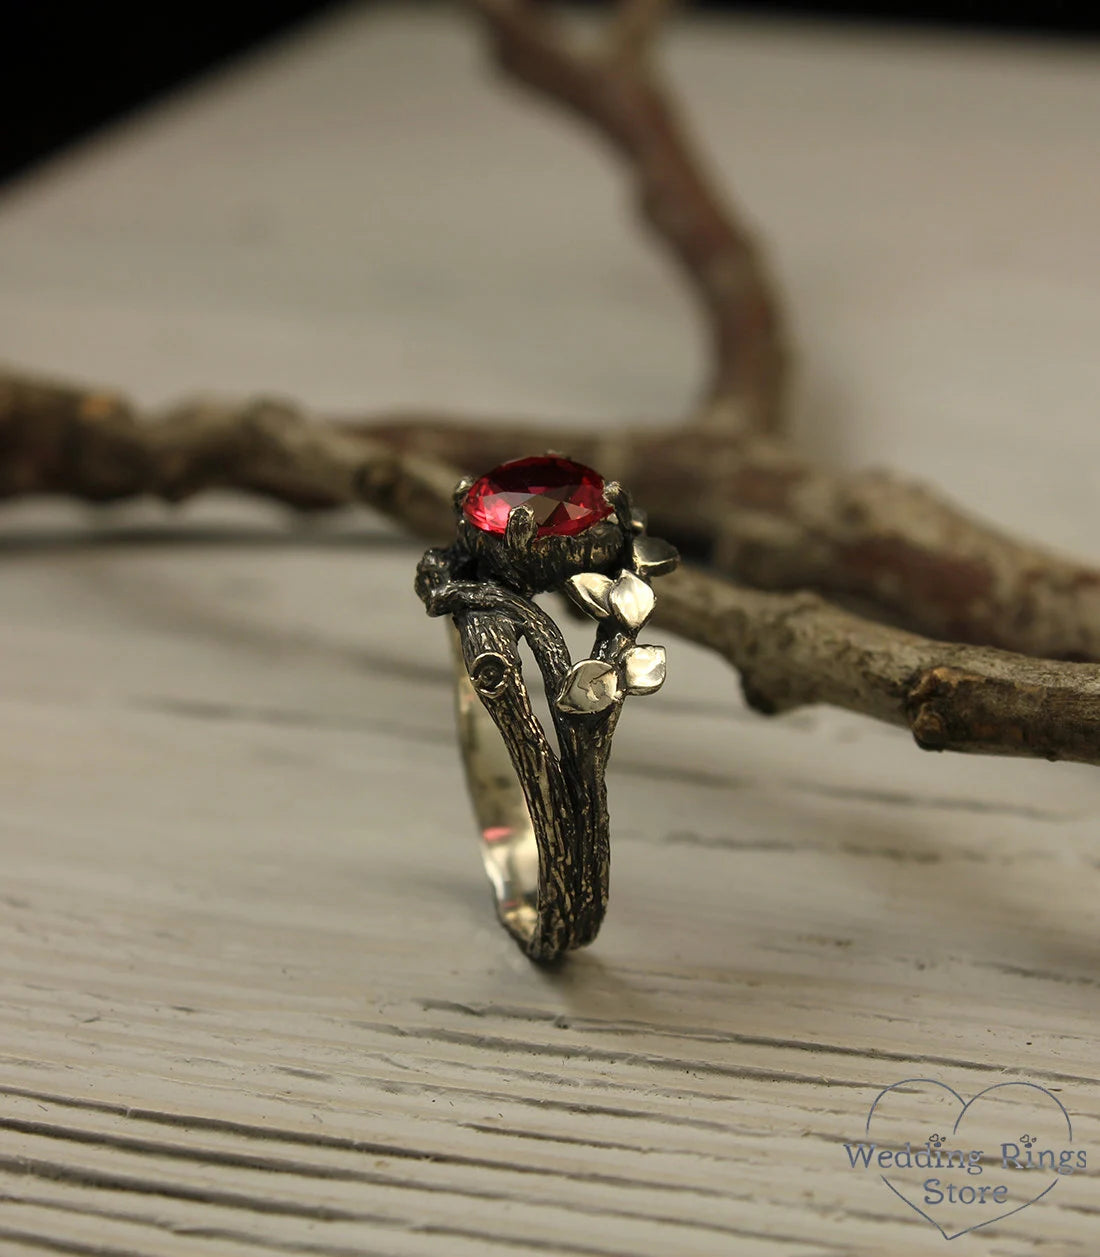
[1,0,1096,188]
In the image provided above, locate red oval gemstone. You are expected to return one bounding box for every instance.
[463,455,613,539]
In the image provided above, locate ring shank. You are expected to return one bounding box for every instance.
[450,623,541,943]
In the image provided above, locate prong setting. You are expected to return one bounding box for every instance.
[505,502,538,547]
[452,474,476,511]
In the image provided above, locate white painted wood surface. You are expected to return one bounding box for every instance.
[1,8,1099,1255]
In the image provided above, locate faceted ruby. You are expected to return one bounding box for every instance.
[463,455,613,539]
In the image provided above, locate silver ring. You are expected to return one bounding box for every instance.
[416,454,680,962]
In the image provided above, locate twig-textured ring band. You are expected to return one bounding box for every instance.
[415,454,680,963]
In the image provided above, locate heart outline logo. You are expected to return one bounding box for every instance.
[865,1078,1073,1240]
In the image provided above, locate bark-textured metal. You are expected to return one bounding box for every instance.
[416,459,680,961]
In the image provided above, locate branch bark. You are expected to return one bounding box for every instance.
[659,568,1100,764]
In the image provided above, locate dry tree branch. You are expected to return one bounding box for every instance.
[1,0,1099,766]
[0,375,451,540]
[2,372,1100,766]
[606,0,678,62]
[468,0,786,434]
[659,569,1100,765]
